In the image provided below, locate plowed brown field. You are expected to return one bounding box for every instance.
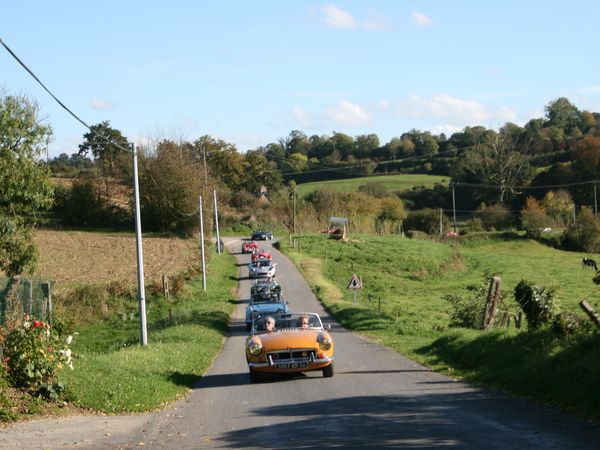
[32,229,199,287]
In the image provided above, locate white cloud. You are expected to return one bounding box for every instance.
[325,99,371,126]
[322,4,387,31]
[396,94,516,124]
[411,11,433,26]
[323,4,357,29]
[90,98,116,111]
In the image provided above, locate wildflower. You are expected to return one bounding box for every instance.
[66,335,73,345]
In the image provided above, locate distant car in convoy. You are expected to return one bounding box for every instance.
[248,259,276,279]
[245,280,289,331]
[251,229,273,240]
[242,241,259,254]
[245,312,334,382]
[251,250,272,262]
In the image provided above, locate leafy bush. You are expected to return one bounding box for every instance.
[478,203,513,231]
[561,207,600,252]
[552,311,589,338]
[514,280,558,329]
[443,277,490,329]
[444,293,485,329]
[404,208,445,235]
[2,316,74,399]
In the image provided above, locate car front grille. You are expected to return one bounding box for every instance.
[267,349,315,363]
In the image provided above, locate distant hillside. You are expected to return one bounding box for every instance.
[296,173,449,197]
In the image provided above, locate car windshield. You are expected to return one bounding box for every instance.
[252,312,322,334]
[251,293,281,304]
[255,260,271,267]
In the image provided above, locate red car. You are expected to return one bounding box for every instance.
[242,241,259,254]
[251,250,272,262]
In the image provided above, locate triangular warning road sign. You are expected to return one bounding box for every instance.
[347,274,363,290]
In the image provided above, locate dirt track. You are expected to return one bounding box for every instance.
[32,229,199,287]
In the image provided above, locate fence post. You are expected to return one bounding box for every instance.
[162,275,170,298]
[42,282,52,325]
[482,276,502,330]
[24,279,33,316]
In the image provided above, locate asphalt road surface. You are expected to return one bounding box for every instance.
[1,237,599,449]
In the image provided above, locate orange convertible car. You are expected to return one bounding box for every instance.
[245,312,334,382]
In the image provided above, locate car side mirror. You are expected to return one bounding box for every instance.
[325,323,331,330]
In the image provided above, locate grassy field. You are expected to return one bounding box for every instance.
[59,250,237,413]
[279,233,600,420]
[295,173,449,197]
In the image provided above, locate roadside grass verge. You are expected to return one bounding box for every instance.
[59,251,237,413]
[280,233,600,420]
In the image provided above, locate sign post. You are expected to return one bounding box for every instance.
[347,274,363,304]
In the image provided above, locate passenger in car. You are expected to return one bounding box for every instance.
[298,315,310,328]
[265,316,276,332]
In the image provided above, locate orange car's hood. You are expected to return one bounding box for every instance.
[258,329,320,350]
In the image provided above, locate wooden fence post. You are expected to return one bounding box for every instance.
[162,275,170,298]
[482,276,502,330]
[42,282,52,325]
[579,300,600,328]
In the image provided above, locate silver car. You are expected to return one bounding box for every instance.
[248,259,276,279]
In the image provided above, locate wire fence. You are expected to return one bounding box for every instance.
[0,277,53,325]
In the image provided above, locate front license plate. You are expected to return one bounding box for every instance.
[277,362,308,369]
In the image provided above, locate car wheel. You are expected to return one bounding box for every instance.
[246,323,251,332]
[322,363,334,378]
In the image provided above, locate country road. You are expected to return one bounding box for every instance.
[1,237,599,449]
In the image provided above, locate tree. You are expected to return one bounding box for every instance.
[452,127,534,205]
[78,121,130,176]
[541,190,574,226]
[0,91,53,275]
[544,97,581,136]
[520,197,549,239]
[139,140,203,234]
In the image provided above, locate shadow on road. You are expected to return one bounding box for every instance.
[216,393,599,449]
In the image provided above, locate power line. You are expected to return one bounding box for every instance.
[2,37,200,218]
[0,37,128,153]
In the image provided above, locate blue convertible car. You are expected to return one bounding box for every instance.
[245,280,289,331]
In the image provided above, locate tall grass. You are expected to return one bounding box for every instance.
[59,252,237,413]
[281,233,600,420]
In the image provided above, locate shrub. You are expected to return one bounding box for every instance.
[443,277,490,329]
[478,203,513,231]
[444,293,485,329]
[561,207,600,252]
[514,280,559,329]
[552,311,589,338]
[404,208,444,235]
[2,316,74,399]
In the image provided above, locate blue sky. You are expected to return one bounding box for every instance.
[3,1,600,158]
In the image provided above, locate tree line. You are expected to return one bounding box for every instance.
[3,88,600,276]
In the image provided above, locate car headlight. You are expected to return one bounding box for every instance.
[248,339,262,356]
[317,333,332,351]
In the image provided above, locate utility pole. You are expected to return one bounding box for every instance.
[132,143,148,346]
[451,183,457,233]
[199,196,206,291]
[214,189,221,254]
[439,208,443,235]
[293,188,297,235]
[594,182,598,214]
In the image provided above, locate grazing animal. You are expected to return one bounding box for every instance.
[582,257,598,271]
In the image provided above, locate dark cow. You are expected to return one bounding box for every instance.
[582,257,598,271]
